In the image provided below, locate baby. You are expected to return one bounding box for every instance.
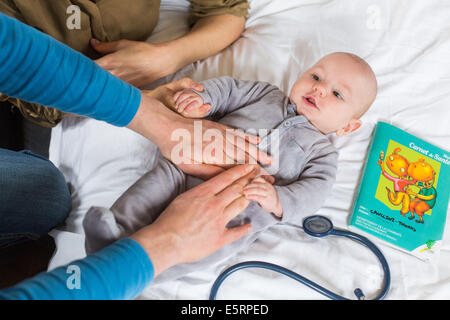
[84,52,377,283]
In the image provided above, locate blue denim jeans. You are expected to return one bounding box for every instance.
[0,148,71,248]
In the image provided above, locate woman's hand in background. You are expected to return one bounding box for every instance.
[91,39,180,88]
[91,14,246,89]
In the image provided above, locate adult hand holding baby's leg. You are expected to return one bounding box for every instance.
[130,164,261,277]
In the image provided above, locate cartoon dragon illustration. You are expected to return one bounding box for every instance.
[377,148,415,215]
[405,158,437,224]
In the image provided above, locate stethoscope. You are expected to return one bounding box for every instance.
[209,215,391,300]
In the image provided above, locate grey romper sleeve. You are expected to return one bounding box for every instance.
[193,76,282,119]
[275,145,339,226]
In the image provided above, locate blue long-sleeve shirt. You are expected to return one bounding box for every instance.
[0,238,154,300]
[0,13,154,299]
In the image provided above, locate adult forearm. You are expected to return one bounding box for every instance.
[0,238,153,300]
[91,14,245,88]
[0,13,140,127]
[126,93,185,150]
[164,14,246,72]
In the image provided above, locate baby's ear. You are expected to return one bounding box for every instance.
[335,119,362,136]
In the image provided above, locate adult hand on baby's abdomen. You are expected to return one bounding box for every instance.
[162,117,273,168]
[178,163,227,180]
[143,79,273,167]
[178,162,275,183]
[130,164,260,276]
[128,89,273,169]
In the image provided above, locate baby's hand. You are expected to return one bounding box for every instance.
[173,89,211,118]
[243,176,282,217]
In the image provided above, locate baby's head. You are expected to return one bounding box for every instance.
[290,52,377,135]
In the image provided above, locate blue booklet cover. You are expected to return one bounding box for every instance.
[349,122,450,261]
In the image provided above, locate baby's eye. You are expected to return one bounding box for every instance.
[333,91,343,100]
[312,74,320,81]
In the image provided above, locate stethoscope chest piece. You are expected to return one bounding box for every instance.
[303,215,333,237]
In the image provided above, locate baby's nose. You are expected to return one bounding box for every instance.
[313,84,327,97]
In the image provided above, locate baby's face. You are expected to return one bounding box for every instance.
[290,53,376,135]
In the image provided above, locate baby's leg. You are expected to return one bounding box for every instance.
[111,159,187,235]
[84,157,186,253]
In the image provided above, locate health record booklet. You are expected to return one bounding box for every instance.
[349,121,450,261]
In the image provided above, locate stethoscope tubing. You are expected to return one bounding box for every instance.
[330,229,391,300]
[209,228,391,300]
[210,261,352,300]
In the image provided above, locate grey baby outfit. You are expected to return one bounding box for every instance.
[83,77,338,284]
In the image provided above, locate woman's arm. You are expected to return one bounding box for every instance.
[92,14,246,88]
[165,14,246,76]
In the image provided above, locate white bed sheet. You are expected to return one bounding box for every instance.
[48,0,450,299]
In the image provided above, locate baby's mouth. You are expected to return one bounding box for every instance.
[302,95,318,109]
